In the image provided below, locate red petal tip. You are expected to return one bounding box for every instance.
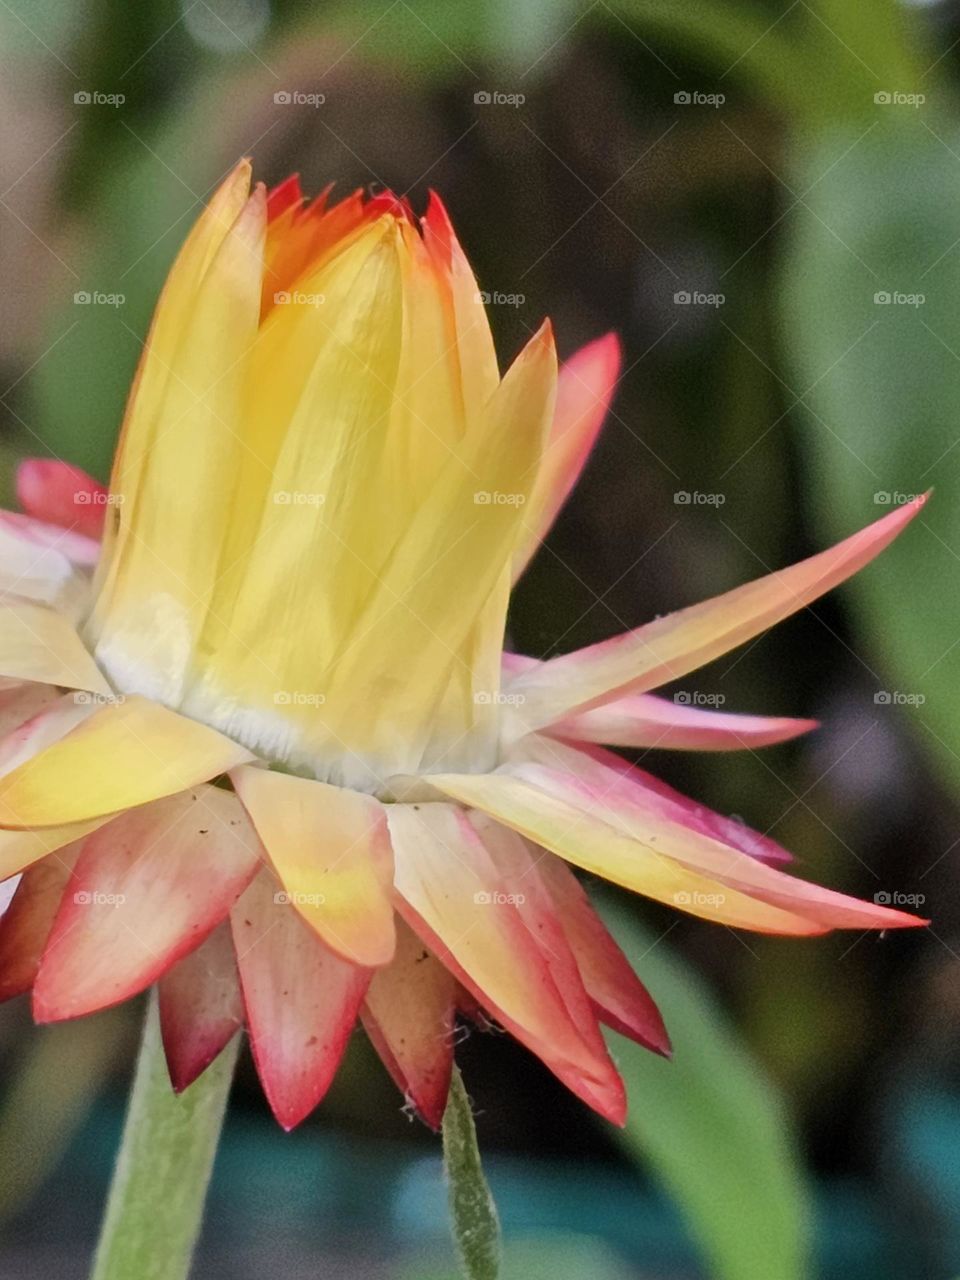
[266,173,303,221]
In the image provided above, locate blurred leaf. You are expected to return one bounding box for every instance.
[806,0,926,90]
[782,118,960,792]
[599,896,810,1280]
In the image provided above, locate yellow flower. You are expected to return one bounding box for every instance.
[0,163,926,1129]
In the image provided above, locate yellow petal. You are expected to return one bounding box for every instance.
[183,218,403,770]
[88,176,266,705]
[322,320,558,779]
[422,193,499,421]
[0,695,252,827]
[231,764,395,966]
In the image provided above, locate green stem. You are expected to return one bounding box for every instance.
[91,989,238,1280]
[442,1066,501,1280]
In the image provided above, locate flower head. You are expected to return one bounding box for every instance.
[0,163,926,1129]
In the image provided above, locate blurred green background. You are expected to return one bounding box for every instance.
[2,0,960,1276]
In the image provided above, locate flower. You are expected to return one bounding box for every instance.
[0,162,927,1130]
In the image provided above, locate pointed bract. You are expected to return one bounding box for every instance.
[361,917,456,1128]
[159,922,244,1091]
[33,787,262,1021]
[0,845,80,1000]
[513,333,621,580]
[505,496,928,734]
[231,869,371,1129]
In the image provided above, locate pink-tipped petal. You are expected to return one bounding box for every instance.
[361,917,456,1129]
[514,736,792,865]
[0,846,80,1000]
[425,770,830,936]
[505,496,927,734]
[469,811,627,1123]
[231,869,371,1129]
[421,191,500,415]
[536,853,670,1054]
[441,755,927,934]
[231,766,395,967]
[16,460,108,540]
[32,787,262,1022]
[389,802,625,1122]
[159,922,244,1092]
[512,333,621,580]
[551,689,818,752]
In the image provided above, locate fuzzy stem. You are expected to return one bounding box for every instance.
[442,1065,501,1280]
[90,989,237,1280]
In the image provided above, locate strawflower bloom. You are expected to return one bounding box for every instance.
[0,162,926,1130]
